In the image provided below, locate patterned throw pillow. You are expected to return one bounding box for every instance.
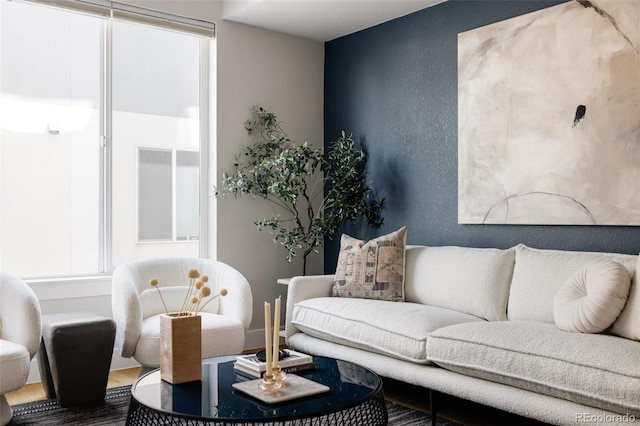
[332,227,407,301]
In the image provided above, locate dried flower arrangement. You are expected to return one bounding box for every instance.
[150,268,227,316]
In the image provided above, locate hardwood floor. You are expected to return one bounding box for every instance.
[7,366,547,425]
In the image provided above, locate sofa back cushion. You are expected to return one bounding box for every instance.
[611,254,640,341]
[404,245,515,321]
[508,244,637,324]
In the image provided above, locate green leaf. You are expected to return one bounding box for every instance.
[213,106,384,273]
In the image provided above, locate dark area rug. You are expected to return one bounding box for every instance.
[10,386,131,425]
[10,385,460,425]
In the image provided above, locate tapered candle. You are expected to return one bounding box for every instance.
[273,296,281,370]
[264,301,273,376]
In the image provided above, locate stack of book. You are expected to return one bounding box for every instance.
[234,349,315,378]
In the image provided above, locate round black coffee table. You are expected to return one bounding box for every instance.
[125,355,387,425]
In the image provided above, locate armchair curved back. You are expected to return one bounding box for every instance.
[0,272,42,359]
[112,258,253,359]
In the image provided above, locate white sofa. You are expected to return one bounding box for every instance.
[285,244,640,426]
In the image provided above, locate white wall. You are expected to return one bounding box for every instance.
[215,18,325,344]
[22,1,325,382]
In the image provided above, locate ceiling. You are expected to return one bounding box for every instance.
[221,0,444,42]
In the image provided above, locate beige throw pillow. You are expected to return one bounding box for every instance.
[332,226,407,301]
[553,261,631,333]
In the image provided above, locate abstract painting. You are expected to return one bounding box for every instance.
[458,0,640,225]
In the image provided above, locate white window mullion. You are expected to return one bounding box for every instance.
[101,18,113,273]
[199,38,210,259]
[172,149,178,243]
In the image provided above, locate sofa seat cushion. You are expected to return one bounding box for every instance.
[427,321,640,416]
[291,297,484,364]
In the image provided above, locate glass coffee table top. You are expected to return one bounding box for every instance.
[126,355,386,425]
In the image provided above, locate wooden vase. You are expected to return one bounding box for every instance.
[160,313,202,384]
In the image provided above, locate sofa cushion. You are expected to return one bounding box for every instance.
[291,297,484,364]
[508,244,637,323]
[427,321,640,416]
[403,245,515,321]
[612,253,640,341]
[332,226,407,301]
[553,261,631,333]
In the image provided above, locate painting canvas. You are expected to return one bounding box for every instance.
[458,0,640,225]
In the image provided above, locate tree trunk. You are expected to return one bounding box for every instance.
[302,252,308,276]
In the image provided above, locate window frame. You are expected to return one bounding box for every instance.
[1,0,211,279]
[102,14,211,274]
[136,147,201,244]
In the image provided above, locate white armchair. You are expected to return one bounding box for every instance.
[112,258,253,374]
[0,272,42,426]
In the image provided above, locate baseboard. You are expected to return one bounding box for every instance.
[244,327,284,353]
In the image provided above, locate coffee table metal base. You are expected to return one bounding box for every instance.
[126,390,387,425]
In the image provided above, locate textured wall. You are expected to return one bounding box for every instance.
[324,0,640,273]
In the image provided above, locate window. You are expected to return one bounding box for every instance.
[0,0,211,278]
[137,149,199,242]
[138,149,173,241]
[176,150,200,242]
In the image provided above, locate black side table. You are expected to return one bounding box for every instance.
[37,311,116,407]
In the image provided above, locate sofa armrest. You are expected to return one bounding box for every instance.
[285,274,334,341]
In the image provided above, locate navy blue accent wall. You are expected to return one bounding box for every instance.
[324,0,640,274]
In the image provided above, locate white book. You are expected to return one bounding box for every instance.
[233,363,263,378]
[235,349,312,372]
[234,361,316,378]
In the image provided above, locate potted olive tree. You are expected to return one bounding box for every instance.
[214,106,384,275]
